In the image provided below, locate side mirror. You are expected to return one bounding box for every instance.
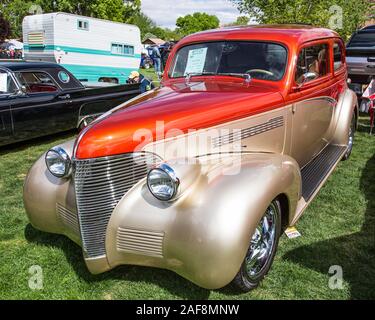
[292,72,318,92]
[20,85,27,94]
[10,86,27,97]
[301,72,318,84]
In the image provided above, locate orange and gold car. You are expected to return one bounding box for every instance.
[24,25,358,291]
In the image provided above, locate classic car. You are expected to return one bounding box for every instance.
[24,25,358,291]
[346,25,375,95]
[0,62,141,147]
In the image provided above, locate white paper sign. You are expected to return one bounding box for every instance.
[284,226,301,239]
[0,73,8,93]
[184,48,208,76]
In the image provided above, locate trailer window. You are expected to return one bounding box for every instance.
[78,20,89,31]
[111,43,134,56]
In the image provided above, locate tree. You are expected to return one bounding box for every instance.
[225,16,250,26]
[1,0,141,38]
[130,12,156,38]
[131,12,182,41]
[231,0,371,40]
[0,13,11,42]
[176,12,220,36]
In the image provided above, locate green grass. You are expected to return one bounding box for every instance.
[0,117,374,300]
[139,68,160,84]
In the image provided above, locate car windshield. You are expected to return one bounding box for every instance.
[348,32,375,47]
[169,41,288,81]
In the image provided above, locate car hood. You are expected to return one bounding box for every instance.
[75,80,285,159]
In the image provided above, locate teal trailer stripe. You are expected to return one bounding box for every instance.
[62,64,136,84]
[24,45,141,59]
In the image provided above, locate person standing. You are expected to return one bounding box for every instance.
[152,45,162,77]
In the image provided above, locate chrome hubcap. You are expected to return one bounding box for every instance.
[245,203,278,279]
[348,122,354,151]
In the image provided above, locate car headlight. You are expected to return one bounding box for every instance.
[147,163,180,201]
[45,147,72,178]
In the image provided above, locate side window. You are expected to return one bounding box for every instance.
[295,43,329,84]
[14,72,58,94]
[0,70,17,94]
[78,20,89,31]
[111,43,134,56]
[333,42,344,71]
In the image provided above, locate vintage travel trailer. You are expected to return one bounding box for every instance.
[23,13,142,84]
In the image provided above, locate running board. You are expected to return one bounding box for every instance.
[301,145,347,201]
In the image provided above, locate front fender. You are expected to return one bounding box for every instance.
[23,139,81,245]
[106,152,301,289]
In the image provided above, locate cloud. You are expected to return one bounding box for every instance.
[141,0,241,29]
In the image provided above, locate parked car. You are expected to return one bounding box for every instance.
[24,25,358,291]
[346,25,375,95]
[0,62,141,146]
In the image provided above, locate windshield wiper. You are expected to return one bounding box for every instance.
[185,72,216,82]
[215,73,252,82]
[185,72,251,83]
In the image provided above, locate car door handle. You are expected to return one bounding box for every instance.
[58,94,71,100]
[367,65,375,69]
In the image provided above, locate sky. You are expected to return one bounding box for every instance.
[141,0,241,29]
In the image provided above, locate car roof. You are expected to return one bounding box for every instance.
[178,24,340,47]
[361,24,375,31]
[0,61,61,71]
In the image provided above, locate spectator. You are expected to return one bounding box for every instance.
[151,45,162,77]
[9,48,15,59]
[161,42,174,71]
[127,71,154,93]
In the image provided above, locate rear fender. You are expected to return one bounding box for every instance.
[331,88,358,146]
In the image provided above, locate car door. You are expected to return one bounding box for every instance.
[290,41,336,168]
[0,69,17,146]
[10,70,76,142]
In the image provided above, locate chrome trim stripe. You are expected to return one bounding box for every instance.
[212,116,284,148]
[74,152,161,258]
[117,227,164,258]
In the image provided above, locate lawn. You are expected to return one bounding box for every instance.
[0,116,374,300]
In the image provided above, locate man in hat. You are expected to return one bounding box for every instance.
[128,71,154,93]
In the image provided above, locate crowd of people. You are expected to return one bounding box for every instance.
[0,48,22,60]
[140,42,176,77]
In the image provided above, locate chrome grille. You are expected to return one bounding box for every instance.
[74,152,161,258]
[56,203,80,236]
[117,227,164,257]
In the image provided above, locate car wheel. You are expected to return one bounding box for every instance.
[342,114,356,161]
[232,199,282,292]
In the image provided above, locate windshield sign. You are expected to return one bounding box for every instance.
[170,41,287,81]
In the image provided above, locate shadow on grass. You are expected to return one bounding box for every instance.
[0,130,76,157]
[283,153,375,299]
[24,224,210,299]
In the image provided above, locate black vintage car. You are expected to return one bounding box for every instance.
[0,62,141,146]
